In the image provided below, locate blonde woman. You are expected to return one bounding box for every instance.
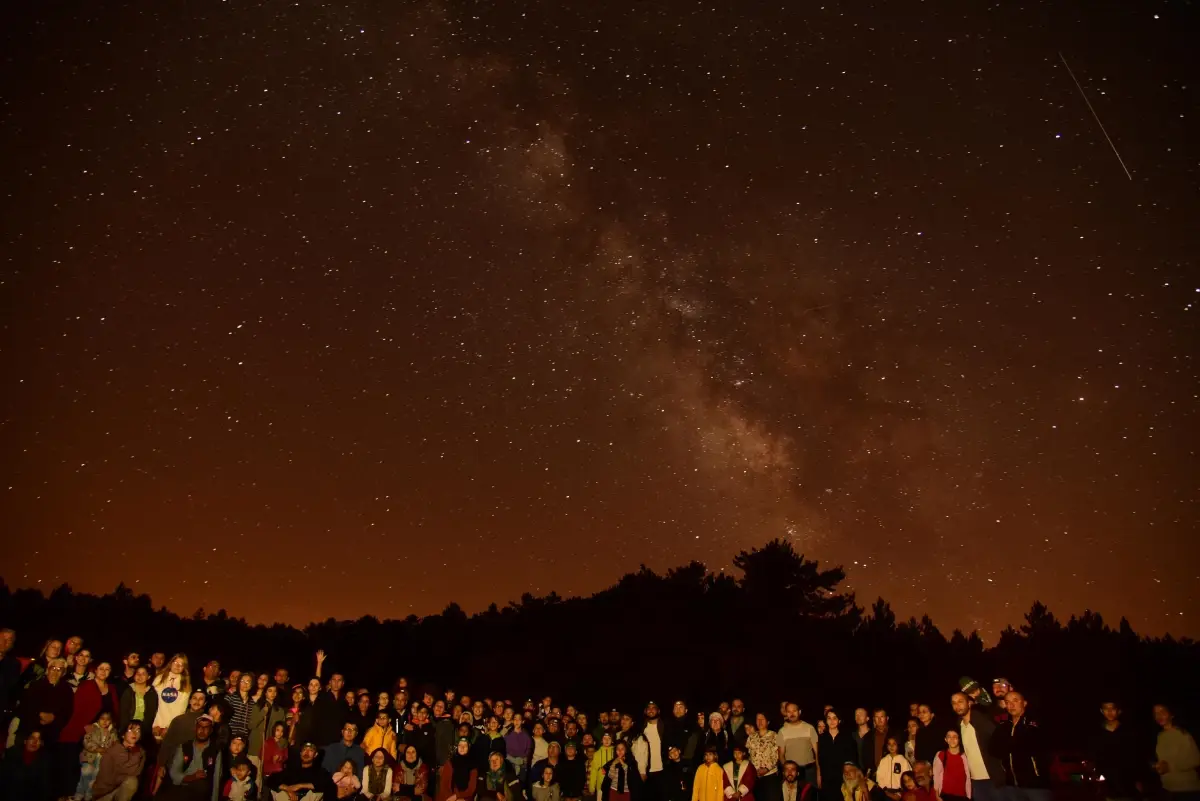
[150,653,191,740]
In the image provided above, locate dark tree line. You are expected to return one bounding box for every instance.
[2,539,1195,746]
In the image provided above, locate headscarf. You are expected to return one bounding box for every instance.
[451,739,475,791]
[401,751,424,785]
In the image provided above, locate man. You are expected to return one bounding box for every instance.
[201,661,225,696]
[164,715,223,800]
[851,710,871,772]
[112,651,141,690]
[778,704,819,786]
[910,762,936,801]
[65,635,85,659]
[988,692,1049,801]
[594,711,612,743]
[667,701,698,778]
[989,680,1013,724]
[841,762,886,801]
[157,690,209,777]
[951,692,1005,801]
[559,740,588,801]
[149,652,167,673]
[406,704,438,767]
[1089,700,1142,801]
[321,722,365,775]
[268,741,336,800]
[532,740,564,785]
[327,672,345,701]
[914,705,943,764]
[0,728,53,800]
[617,713,637,745]
[634,701,667,801]
[779,760,816,801]
[730,700,748,748]
[91,721,146,801]
[274,667,290,691]
[0,628,20,738]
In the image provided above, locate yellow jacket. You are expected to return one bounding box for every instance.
[693,762,725,801]
[362,724,398,760]
[590,745,615,793]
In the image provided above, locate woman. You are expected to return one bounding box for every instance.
[746,714,777,800]
[16,657,73,798]
[61,661,120,743]
[249,683,287,762]
[286,684,306,744]
[362,747,394,800]
[903,720,920,768]
[118,664,158,731]
[348,693,376,745]
[150,653,191,741]
[701,714,731,769]
[484,716,508,758]
[250,672,271,704]
[225,672,255,739]
[723,743,757,801]
[378,691,393,715]
[932,730,970,801]
[481,750,520,801]
[1153,703,1200,799]
[397,743,433,799]
[438,738,479,801]
[262,721,289,778]
[817,710,859,801]
[602,740,643,801]
[88,721,145,801]
[532,721,551,766]
[65,648,94,692]
[21,639,63,689]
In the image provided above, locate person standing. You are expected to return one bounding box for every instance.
[988,692,1050,801]
[931,731,970,801]
[748,714,780,801]
[723,743,757,801]
[635,702,668,801]
[1153,703,1200,801]
[1089,700,1142,801]
[817,711,858,801]
[778,705,819,787]
[691,746,724,801]
[861,712,892,782]
[0,629,20,738]
[950,693,1004,801]
[913,707,942,765]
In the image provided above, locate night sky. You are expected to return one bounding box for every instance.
[1,0,1195,639]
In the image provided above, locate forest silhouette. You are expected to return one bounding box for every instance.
[2,539,1195,747]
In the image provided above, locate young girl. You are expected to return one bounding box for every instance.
[899,772,919,801]
[877,736,913,799]
[362,748,393,800]
[332,757,362,799]
[904,720,920,767]
[932,731,970,801]
[262,721,289,777]
[75,711,116,800]
[532,765,562,801]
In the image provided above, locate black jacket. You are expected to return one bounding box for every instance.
[16,677,74,739]
[0,746,53,801]
[600,757,644,801]
[118,684,159,731]
[988,716,1048,789]
[914,721,946,765]
[558,754,588,797]
[962,709,1006,788]
[1089,724,1145,798]
[662,760,688,801]
[405,721,439,767]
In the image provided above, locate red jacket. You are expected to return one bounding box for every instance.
[61,680,121,743]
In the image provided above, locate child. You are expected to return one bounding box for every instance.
[876,736,913,800]
[532,765,562,801]
[222,756,258,801]
[361,748,394,800]
[932,731,970,801]
[899,772,919,801]
[76,711,116,800]
[262,721,289,777]
[332,757,362,798]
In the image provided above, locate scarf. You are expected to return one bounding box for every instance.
[368,765,389,794]
[401,756,424,785]
[451,752,475,791]
[607,760,630,793]
[487,767,509,790]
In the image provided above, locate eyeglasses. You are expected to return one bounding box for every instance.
[48,667,65,672]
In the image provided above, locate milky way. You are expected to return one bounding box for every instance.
[1,0,1195,637]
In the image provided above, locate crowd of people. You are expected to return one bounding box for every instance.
[0,627,1197,801]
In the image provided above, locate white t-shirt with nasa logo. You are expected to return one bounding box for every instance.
[153,673,189,730]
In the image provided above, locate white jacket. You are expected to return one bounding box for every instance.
[875,754,912,790]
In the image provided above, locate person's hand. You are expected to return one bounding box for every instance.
[1155,760,1169,775]
[38,712,54,724]
[316,649,326,663]
[725,788,735,798]
[448,794,458,801]
[287,790,300,801]
[817,774,823,789]
[641,773,648,782]
[406,723,415,731]
[153,726,166,737]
